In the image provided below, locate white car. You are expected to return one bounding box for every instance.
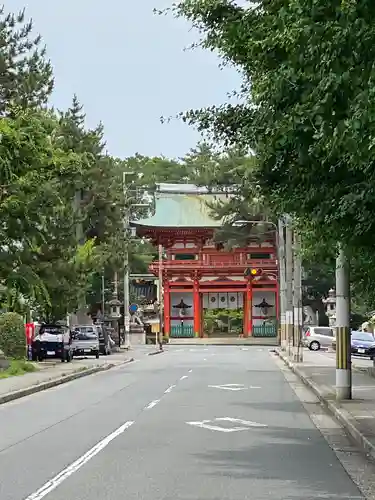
[303,326,335,351]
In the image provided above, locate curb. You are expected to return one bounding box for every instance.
[276,349,375,460]
[0,358,134,405]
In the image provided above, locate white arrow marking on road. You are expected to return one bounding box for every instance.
[186,420,248,432]
[215,417,267,427]
[186,417,267,432]
[208,384,261,391]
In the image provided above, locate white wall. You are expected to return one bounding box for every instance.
[252,291,276,326]
[170,291,194,327]
[203,292,243,309]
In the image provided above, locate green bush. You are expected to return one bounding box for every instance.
[0,312,26,359]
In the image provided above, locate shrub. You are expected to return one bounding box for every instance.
[0,312,26,359]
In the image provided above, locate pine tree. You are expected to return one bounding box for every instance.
[0,7,54,114]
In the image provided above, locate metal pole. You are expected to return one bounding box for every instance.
[101,273,105,317]
[335,245,351,400]
[123,171,131,349]
[278,219,286,350]
[293,232,303,362]
[158,243,163,350]
[285,222,294,357]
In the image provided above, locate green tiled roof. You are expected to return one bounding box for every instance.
[133,192,227,228]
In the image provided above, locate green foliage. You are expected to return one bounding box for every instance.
[0,359,37,378]
[0,312,25,359]
[0,7,54,113]
[172,0,375,309]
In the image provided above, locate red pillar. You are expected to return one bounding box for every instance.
[246,282,252,336]
[193,281,200,337]
[243,292,248,337]
[164,283,171,337]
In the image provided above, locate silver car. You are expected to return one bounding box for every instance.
[72,326,100,358]
[303,326,335,351]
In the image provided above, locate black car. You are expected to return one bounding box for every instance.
[32,324,74,362]
[350,331,375,359]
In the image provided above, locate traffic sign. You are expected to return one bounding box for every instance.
[129,304,138,313]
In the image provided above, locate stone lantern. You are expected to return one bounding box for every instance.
[108,298,122,319]
[323,288,336,327]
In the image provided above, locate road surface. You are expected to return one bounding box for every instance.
[0,346,369,500]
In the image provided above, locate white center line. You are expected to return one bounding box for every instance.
[188,369,193,373]
[145,399,160,409]
[164,385,176,394]
[25,421,134,500]
[180,375,188,380]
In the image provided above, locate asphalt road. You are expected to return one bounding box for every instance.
[0,346,366,500]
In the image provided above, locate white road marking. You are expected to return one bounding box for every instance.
[241,348,249,351]
[145,399,160,409]
[187,421,247,432]
[216,417,267,427]
[187,417,267,432]
[208,384,261,391]
[24,421,134,500]
[164,385,176,394]
[188,369,193,373]
[203,358,207,361]
[180,375,188,380]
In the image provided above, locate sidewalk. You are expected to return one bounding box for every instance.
[277,348,375,460]
[0,351,133,404]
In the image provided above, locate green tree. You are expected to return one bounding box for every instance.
[0,7,53,113]
[0,107,85,311]
[172,0,375,310]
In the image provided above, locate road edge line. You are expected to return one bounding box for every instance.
[0,358,134,405]
[275,349,375,461]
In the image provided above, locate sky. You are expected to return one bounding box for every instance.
[10,1,241,160]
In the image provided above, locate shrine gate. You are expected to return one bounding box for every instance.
[132,184,278,339]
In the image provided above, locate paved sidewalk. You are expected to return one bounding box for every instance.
[0,351,133,401]
[277,348,375,460]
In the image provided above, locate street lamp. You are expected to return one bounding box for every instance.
[122,171,149,349]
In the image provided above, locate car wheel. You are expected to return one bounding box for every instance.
[309,341,320,351]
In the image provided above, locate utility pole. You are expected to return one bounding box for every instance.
[158,243,164,350]
[285,221,294,357]
[293,232,303,362]
[278,218,287,350]
[123,171,132,349]
[74,189,86,324]
[335,245,351,400]
[101,273,105,318]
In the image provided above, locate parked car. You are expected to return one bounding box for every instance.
[74,324,112,356]
[332,331,375,359]
[71,328,100,359]
[32,323,74,362]
[302,326,335,351]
